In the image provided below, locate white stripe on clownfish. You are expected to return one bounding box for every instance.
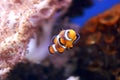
[64,30,72,41]
[56,35,66,49]
[52,44,57,52]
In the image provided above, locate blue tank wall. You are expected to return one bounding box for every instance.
[70,0,120,26]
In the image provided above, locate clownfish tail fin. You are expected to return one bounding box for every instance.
[48,44,57,54]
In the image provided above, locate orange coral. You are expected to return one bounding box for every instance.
[99,11,119,26]
[79,4,120,56]
[85,32,102,45]
[82,16,98,33]
[78,4,120,80]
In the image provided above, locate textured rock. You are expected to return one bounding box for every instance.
[0,0,72,79]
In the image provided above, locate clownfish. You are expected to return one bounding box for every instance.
[49,29,80,54]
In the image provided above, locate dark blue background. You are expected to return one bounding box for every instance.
[71,0,120,26]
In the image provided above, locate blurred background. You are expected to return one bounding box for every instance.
[71,0,120,26]
[7,0,120,80]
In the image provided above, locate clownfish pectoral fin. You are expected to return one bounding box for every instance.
[74,34,80,44]
[48,44,57,54]
[59,37,66,46]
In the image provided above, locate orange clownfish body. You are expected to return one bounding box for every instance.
[49,29,80,54]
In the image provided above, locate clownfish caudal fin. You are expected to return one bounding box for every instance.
[48,44,57,54]
[50,36,56,43]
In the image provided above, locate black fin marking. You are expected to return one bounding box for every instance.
[74,33,80,44]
